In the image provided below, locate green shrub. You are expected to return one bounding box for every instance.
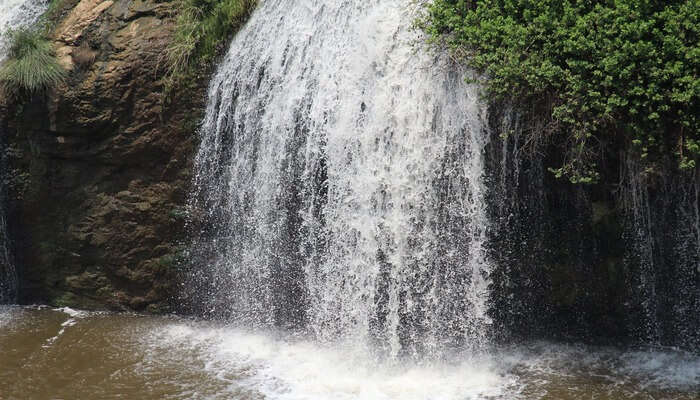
[165,0,257,92]
[422,0,699,183]
[0,29,66,94]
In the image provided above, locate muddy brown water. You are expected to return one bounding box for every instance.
[1,306,698,400]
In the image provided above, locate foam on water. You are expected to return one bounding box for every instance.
[2,308,698,399]
[43,307,91,347]
[0,304,17,327]
[141,321,700,400]
[619,349,700,389]
[149,322,519,400]
[55,306,89,318]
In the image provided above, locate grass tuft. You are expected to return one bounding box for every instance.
[163,0,257,94]
[0,29,66,94]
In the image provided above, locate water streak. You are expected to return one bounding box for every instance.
[619,155,700,348]
[0,121,14,304]
[484,107,700,349]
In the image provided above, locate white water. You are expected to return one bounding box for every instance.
[150,324,516,400]
[0,0,47,61]
[0,0,48,303]
[193,0,491,359]
[146,321,700,400]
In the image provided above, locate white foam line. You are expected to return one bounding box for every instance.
[42,307,90,348]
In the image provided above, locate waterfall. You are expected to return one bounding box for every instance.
[190,0,492,359]
[484,106,700,349]
[0,0,47,62]
[620,156,662,344]
[0,124,14,304]
[0,0,47,303]
[619,155,700,349]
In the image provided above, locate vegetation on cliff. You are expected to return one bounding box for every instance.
[0,29,65,94]
[0,0,257,97]
[165,0,257,92]
[423,0,699,183]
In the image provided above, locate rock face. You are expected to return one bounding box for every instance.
[2,0,204,311]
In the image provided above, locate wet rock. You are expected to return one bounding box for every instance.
[2,0,207,312]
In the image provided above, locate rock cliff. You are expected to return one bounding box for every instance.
[2,0,205,311]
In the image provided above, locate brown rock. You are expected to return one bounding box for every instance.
[3,0,209,312]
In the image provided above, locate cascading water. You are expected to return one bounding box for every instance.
[484,108,700,350]
[189,0,492,359]
[0,2,697,398]
[619,156,662,344]
[619,155,700,349]
[0,124,14,304]
[0,0,47,303]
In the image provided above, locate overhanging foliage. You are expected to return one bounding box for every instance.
[423,0,699,183]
